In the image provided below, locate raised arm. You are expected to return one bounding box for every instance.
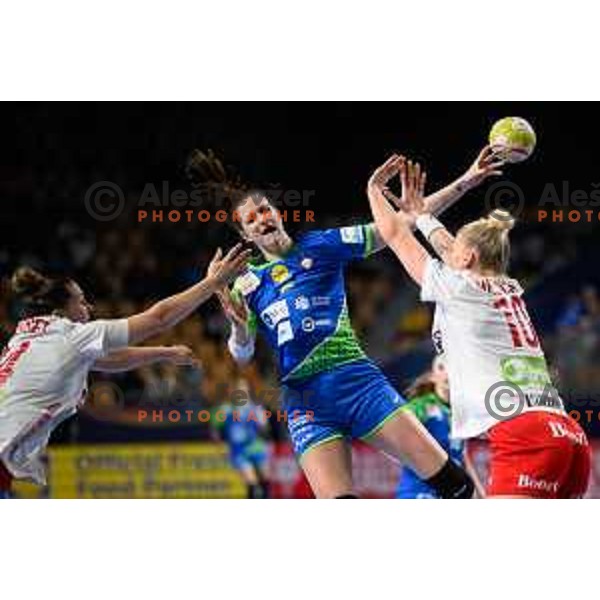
[93,345,198,373]
[367,155,430,285]
[423,145,505,216]
[368,146,504,255]
[126,244,251,345]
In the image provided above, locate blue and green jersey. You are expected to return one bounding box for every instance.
[233,225,378,382]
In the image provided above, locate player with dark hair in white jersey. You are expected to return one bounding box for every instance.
[0,245,250,497]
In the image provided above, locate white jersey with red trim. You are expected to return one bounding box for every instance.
[0,316,128,484]
[421,258,562,440]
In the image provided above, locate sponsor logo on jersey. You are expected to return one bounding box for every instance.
[300,257,314,270]
[311,296,331,307]
[302,317,315,333]
[501,355,552,388]
[235,271,261,296]
[315,319,333,327]
[294,296,310,311]
[301,317,332,332]
[340,225,364,245]
[277,320,294,346]
[270,264,291,285]
[261,300,290,329]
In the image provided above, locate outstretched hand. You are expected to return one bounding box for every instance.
[368,154,428,227]
[368,153,405,193]
[461,145,506,190]
[207,244,252,287]
[398,159,428,226]
[165,345,200,367]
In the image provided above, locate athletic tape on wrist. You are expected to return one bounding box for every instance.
[416,214,444,240]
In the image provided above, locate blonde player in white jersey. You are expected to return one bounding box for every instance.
[0,244,250,497]
[367,153,591,499]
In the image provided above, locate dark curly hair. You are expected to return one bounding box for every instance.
[10,267,74,319]
[185,148,266,234]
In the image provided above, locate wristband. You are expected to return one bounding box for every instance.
[416,214,444,240]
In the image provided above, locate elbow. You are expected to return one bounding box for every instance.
[149,303,173,335]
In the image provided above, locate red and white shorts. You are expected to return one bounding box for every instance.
[487,410,591,498]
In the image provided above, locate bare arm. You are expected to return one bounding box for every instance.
[369,146,503,255]
[418,146,505,262]
[423,145,505,216]
[367,155,430,286]
[93,345,198,373]
[126,245,251,345]
[422,222,456,263]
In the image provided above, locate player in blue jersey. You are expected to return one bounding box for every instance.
[395,356,484,499]
[188,147,500,498]
[214,377,271,498]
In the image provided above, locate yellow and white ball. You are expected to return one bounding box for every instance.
[489,117,536,163]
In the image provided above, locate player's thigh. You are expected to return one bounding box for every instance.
[299,438,354,498]
[365,409,447,480]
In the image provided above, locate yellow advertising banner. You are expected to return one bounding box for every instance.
[13,443,247,499]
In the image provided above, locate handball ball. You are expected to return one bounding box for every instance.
[489,117,536,163]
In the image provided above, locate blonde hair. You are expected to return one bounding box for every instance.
[457,209,515,274]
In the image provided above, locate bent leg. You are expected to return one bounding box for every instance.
[364,411,474,498]
[365,409,448,479]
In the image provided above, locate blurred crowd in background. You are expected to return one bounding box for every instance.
[2,103,600,448]
[2,175,600,444]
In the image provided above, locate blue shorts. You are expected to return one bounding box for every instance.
[281,359,405,457]
[229,445,268,472]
